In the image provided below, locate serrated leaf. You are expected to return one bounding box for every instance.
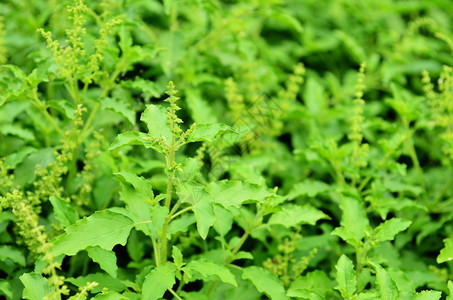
[177,182,214,239]
[369,261,399,300]
[438,237,453,264]
[208,180,273,208]
[185,260,237,287]
[51,210,134,256]
[102,97,136,125]
[242,266,289,300]
[414,290,442,300]
[0,245,25,266]
[268,204,329,227]
[335,255,357,298]
[49,196,79,227]
[374,218,411,242]
[47,99,75,119]
[0,124,35,140]
[172,246,184,269]
[186,123,234,143]
[20,273,52,300]
[287,180,330,199]
[332,196,369,246]
[142,264,177,300]
[117,184,154,237]
[87,247,118,278]
[115,170,154,201]
[140,104,172,142]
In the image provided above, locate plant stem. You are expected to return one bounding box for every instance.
[169,206,193,221]
[160,106,177,266]
[168,288,183,300]
[31,92,65,137]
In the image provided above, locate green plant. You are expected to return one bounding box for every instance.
[2,0,453,299]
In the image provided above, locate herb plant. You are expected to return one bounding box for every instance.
[1,0,453,299]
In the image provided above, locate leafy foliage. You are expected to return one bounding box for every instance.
[1,0,453,299]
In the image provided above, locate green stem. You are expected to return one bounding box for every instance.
[168,288,183,300]
[31,92,65,137]
[160,107,177,266]
[78,66,122,143]
[169,206,193,221]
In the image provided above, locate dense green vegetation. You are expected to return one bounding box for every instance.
[1,0,453,299]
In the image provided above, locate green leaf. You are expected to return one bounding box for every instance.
[149,206,169,239]
[335,255,357,298]
[447,281,453,300]
[287,270,331,298]
[213,205,234,236]
[102,97,136,125]
[115,170,154,201]
[268,11,303,34]
[185,259,237,287]
[51,210,134,256]
[108,131,156,151]
[86,247,118,278]
[208,180,273,209]
[186,123,234,143]
[14,148,54,186]
[0,124,35,140]
[179,157,200,183]
[438,237,453,264]
[0,245,26,266]
[287,180,330,199]
[335,30,367,64]
[268,204,329,227]
[172,246,184,269]
[66,273,126,293]
[4,147,36,169]
[413,290,442,300]
[303,77,326,116]
[185,89,217,123]
[121,78,161,99]
[20,273,52,300]
[242,266,289,300]
[159,31,185,76]
[127,230,145,263]
[140,104,172,142]
[47,99,75,119]
[49,196,79,227]
[0,280,12,299]
[331,196,369,246]
[142,263,177,300]
[369,261,399,300]
[92,291,129,300]
[117,184,154,237]
[177,182,215,239]
[374,218,412,242]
